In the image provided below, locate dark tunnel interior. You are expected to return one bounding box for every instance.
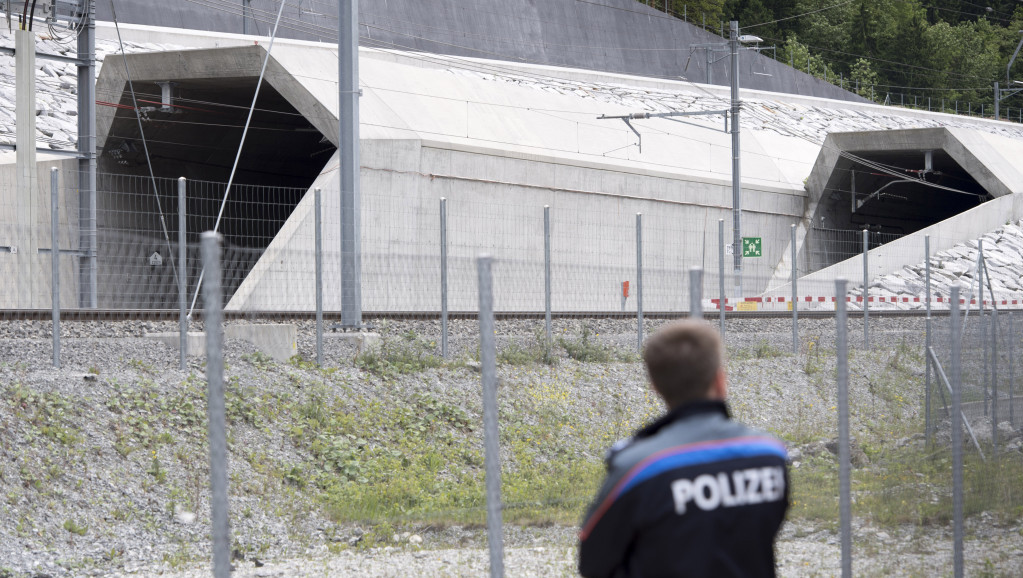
[95,78,335,308]
[810,149,988,271]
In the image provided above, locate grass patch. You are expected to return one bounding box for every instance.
[355,331,447,376]
[789,446,1023,528]
[63,519,88,536]
[498,332,559,367]
[731,338,791,362]
[559,325,636,363]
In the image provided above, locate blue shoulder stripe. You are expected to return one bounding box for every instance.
[618,437,787,496]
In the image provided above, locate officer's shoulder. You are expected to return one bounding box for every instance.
[604,437,634,464]
[723,420,790,458]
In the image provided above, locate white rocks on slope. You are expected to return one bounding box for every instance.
[855,220,1023,309]
[0,31,183,152]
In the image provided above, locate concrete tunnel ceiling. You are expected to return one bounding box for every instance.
[805,127,1023,271]
[821,149,985,234]
[101,77,334,189]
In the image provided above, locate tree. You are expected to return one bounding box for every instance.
[849,58,879,100]
[668,0,726,29]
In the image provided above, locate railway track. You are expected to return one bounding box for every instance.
[0,308,951,321]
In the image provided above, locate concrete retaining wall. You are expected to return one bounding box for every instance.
[95,0,863,102]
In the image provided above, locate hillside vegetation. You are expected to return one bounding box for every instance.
[641,0,1023,111]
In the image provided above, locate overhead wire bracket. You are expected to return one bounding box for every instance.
[597,109,731,154]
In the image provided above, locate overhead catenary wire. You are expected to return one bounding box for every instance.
[109,0,179,286]
[742,0,858,30]
[738,99,984,198]
[760,34,997,82]
[188,0,289,319]
[13,2,1023,198]
[185,0,1003,99]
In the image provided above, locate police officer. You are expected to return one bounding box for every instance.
[579,321,789,577]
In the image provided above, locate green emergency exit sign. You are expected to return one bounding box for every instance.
[742,237,762,258]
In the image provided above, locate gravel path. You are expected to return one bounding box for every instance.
[100,519,1023,577]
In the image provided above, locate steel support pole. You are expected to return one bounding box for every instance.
[718,219,725,334]
[835,278,851,578]
[51,168,60,369]
[339,0,362,328]
[729,21,743,299]
[995,82,1000,120]
[862,229,869,348]
[179,178,187,371]
[16,29,38,308]
[791,224,798,353]
[477,255,504,578]
[440,198,448,358]
[544,206,552,349]
[950,286,964,578]
[689,267,703,318]
[78,0,97,308]
[925,235,932,444]
[315,188,324,366]
[636,213,644,352]
[200,232,230,578]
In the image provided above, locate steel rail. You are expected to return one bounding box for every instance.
[0,308,953,321]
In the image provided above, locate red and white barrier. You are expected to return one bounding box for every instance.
[707,296,1023,312]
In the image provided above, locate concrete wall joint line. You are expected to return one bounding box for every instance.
[359,165,803,218]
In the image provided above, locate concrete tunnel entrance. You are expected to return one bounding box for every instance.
[97,78,335,308]
[804,128,1014,273]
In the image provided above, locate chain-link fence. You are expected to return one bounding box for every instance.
[6,165,1023,574]
[824,268,1023,576]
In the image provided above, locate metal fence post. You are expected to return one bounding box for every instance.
[636,213,643,352]
[791,224,798,353]
[950,286,964,578]
[178,177,187,371]
[1010,312,1016,429]
[477,255,504,578]
[991,276,999,456]
[980,241,988,416]
[689,267,703,318]
[50,168,60,369]
[441,198,448,358]
[544,205,552,350]
[925,235,932,444]
[862,229,869,348]
[315,188,324,366]
[835,278,851,578]
[200,232,231,578]
[718,219,725,334]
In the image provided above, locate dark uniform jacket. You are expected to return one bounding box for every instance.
[578,400,789,578]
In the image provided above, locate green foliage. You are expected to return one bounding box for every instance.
[63,519,88,536]
[791,447,1023,528]
[6,384,83,446]
[558,325,635,363]
[645,0,1023,114]
[355,331,445,376]
[147,454,167,484]
[849,58,879,99]
[242,351,275,371]
[497,331,559,367]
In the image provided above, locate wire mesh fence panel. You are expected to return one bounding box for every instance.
[361,191,442,314]
[916,306,1023,575]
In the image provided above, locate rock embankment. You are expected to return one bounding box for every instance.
[852,220,1023,309]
